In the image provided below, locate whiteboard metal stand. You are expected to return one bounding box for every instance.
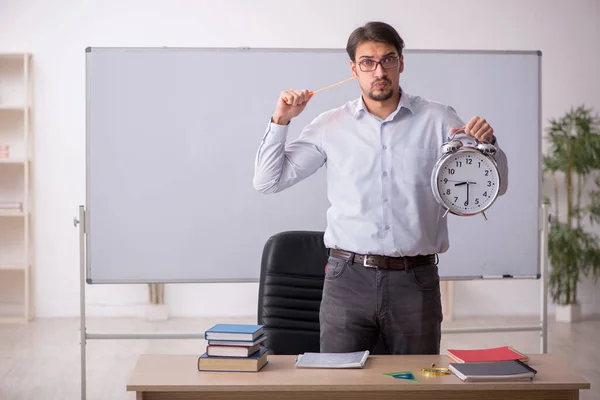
[439,203,549,354]
[540,202,550,353]
[74,205,205,400]
[74,203,550,400]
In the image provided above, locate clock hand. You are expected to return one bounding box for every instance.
[466,182,470,205]
[454,181,478,187]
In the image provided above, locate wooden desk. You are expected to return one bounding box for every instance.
[127,354,590,400]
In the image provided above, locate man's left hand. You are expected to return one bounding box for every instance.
[451,116,494,143]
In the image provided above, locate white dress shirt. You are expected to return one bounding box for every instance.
[253,90,509,257]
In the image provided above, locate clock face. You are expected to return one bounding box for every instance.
[432,150,500,215]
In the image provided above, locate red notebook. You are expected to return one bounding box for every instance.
[447,346,529,363]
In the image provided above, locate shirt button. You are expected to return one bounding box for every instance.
[383,172,388,177]
[382,145,388,150]
[383,198,388,203]
[385,225,390,230]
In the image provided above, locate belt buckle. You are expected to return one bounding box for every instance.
[363,255,376,268]
[363,255,385,269]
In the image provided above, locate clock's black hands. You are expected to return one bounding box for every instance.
[454,181,477,186]
[466,182,470,206]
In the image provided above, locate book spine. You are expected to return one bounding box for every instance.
[515,359,537,374]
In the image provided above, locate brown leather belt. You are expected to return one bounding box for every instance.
[329,248,436,270]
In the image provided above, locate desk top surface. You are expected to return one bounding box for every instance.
[127,354,590,392]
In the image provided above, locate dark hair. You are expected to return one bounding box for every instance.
[346,21,405,62]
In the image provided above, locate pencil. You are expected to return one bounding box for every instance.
[283,76,356,104]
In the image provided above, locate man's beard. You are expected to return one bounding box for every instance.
[367,79,394,101]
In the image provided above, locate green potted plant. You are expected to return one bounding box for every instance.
[543,105,600,322]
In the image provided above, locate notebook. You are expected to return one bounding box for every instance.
[449,360,537,382]
[447,346,529,363]
[295,350,370,369]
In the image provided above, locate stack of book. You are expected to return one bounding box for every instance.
[197,323,268,372]
[446,346,536,382]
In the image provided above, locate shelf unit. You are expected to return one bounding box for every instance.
[0,53,33,323]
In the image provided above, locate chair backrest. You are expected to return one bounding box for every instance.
[257,231,326,355]
[257,231,387,355]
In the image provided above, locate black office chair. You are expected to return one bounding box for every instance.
[257,230,387,355]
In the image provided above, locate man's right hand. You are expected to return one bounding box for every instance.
[271,89,311,125]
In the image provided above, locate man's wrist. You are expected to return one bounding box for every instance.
[271,116,290,125]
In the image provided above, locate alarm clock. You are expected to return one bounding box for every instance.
[430,132,501,219]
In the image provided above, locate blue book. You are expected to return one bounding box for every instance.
[204,324,264,341]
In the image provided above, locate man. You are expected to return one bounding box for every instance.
[253,21,508,355]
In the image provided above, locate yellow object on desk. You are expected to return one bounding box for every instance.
[421,367,451,376]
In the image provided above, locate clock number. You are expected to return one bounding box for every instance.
[454,197,458,202]
[456,161,462,168]
[443,178,448,184]
[449,169,455,175]
[446,189,451,195]
[483,191,488,197]
[485,170,490,176]
[466,158,472,165]
[475,198,480,205]
[478,161,481,168]
[464,200,468,206]
[487,181,492,187]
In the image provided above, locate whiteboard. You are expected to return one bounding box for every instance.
[85,47,541,283]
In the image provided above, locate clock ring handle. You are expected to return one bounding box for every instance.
[448,127,497,155]
[448,127,466,141]
[449,127,495,145]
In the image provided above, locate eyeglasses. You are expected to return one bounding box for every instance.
[356,56,400,72]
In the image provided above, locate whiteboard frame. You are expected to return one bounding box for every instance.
[84,47,542,284]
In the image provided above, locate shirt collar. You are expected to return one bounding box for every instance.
[353,86,414,119]
[397,88,414,114]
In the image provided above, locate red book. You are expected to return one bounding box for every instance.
[447,346,529,363]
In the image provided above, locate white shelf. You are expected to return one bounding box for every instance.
[0,52,32,323]
[0,210,25,217]
[0,316,27,324]
[0,264,26,271]
[0,53,27,59]
[0,159,26,165]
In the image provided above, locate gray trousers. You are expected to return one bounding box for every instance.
[319,255,443,355]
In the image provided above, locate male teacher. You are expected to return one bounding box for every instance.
[253,21,509,355]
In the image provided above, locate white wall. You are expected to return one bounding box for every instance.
[0,0,598,318]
